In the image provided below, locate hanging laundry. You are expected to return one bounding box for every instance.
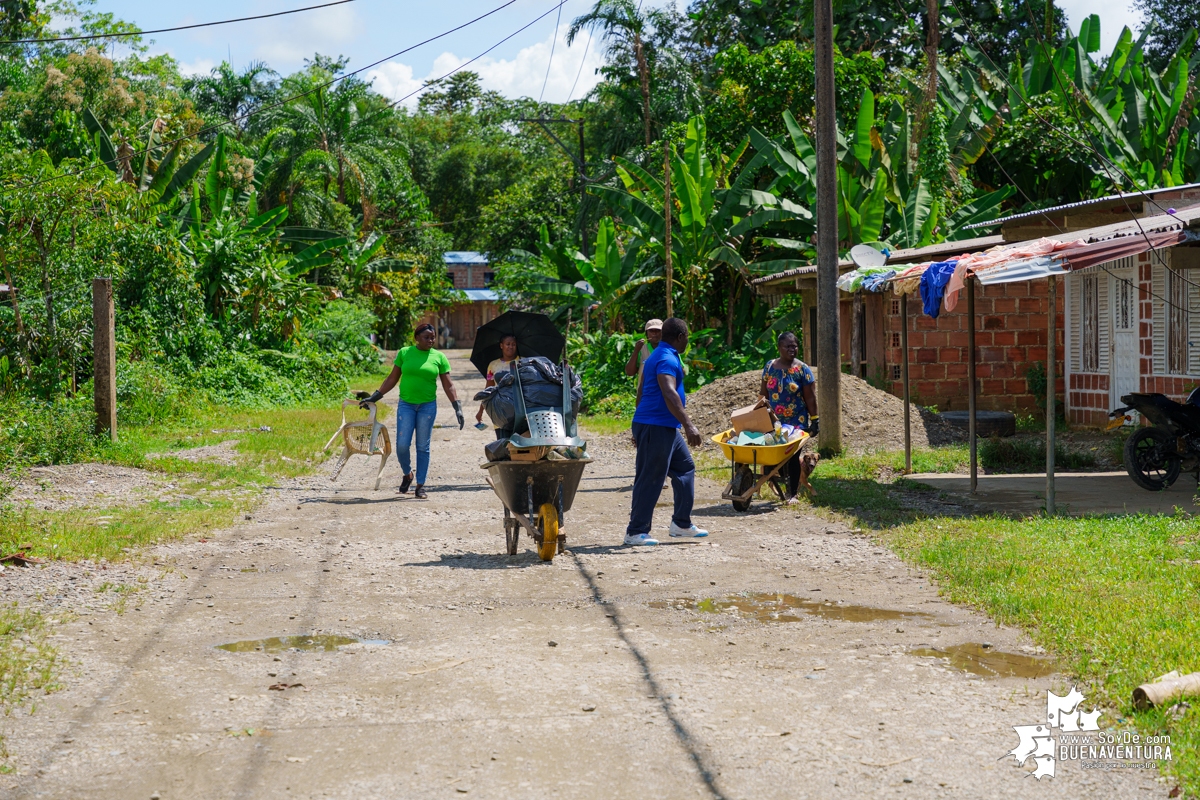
[836,266,894,293]
[919,260,958,318]
[861,270,897,292]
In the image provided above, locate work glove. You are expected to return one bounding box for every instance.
[359,390,383,409]
[452,400,465,430]
[807,416,819,436]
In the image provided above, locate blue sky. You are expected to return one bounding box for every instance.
[86,0,1143,105]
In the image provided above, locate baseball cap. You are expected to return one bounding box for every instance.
[644,319,663,331]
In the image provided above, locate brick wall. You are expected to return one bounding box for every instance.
[446,264,494,289]
[883,279,1065,413]
[1068,373,1111,427]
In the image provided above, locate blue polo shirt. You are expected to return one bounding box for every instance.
[633,343,685,428]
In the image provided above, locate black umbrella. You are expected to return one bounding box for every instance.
[470,310,566,377]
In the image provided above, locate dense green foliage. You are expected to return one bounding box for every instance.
[0,0,1195,471]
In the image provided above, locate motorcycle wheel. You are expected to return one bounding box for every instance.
[1124,426,1181,491]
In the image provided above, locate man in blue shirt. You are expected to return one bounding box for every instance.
[625,317,709,546]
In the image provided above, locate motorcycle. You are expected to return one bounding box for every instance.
[1109,387,1200,491]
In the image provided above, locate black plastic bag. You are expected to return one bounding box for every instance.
[474,357,581,432]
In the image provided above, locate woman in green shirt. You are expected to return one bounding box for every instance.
[360,323,464,499]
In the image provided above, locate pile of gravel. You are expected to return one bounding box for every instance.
[686,368,961,453]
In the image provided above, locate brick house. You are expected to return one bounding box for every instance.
[754,184,1200,423]
[438,252,500,348]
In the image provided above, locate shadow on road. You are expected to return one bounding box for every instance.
[569,553,729,800]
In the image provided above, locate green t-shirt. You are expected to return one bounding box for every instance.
[394,346,450,404]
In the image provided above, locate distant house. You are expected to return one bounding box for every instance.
[439,251,499,348]
[753,184,1200,425]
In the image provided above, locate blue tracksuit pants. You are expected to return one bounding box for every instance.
[626,422,695,536]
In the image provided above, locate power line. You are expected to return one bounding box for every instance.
[0,0,358,45]
[4,1,518,194]
[567,31,592,102]
[539,0,564,103]
[383,0,571,112]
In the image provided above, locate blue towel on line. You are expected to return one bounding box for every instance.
[919,260,958,318]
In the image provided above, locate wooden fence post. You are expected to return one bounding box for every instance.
[93,277,116,440]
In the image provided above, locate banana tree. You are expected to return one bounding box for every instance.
[82,108,215,207]
[963,14,1200,191]
[512,218,659,330]
[751,93,1013,252]
[184,132,346,320]
[593,115,811,324]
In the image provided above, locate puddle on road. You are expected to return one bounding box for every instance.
[909,643,1054,678]
[216,634,388,653]
[650,593,934,624]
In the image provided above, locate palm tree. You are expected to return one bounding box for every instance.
[569,0,667,146]
[184,61,279,136]
[257,72,396,230]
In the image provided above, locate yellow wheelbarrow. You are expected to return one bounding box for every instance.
[713,429,809,512]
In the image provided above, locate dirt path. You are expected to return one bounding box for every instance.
[0,351,1164,799]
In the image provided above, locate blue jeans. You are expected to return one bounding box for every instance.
[626,422,695,536]
[396,400,437,484]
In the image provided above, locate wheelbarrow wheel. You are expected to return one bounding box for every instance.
[536,503,559,562]
[731,464,755,512]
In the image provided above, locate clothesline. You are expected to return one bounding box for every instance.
[835,232,1197,319]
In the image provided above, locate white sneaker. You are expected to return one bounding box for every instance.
[668,522,709,538]
[623,533,659,546]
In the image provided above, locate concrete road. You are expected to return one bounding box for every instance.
[0,352,1166,799]
[910,471,1200,515]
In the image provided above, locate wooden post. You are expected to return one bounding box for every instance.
[967,276,977,493]
[92,277,116,441]
[1046,275,1057,515]
[901,292,911,474]
[664,140,673,319]
[851,293,864,378]
[814,0,842,453]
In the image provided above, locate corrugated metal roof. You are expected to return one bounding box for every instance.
[963,184,1200,230]
[461,289,499,302]
[444,251,489,265]
[753,207,1200,291]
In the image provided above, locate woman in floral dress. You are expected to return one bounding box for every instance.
[757,331,818,501]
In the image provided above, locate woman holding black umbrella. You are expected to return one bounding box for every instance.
[360,323,464,499]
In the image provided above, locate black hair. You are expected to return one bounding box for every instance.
[661,317,688,342]
[500,333,518,344]
[777,331,799,345]
[414,322,435,337]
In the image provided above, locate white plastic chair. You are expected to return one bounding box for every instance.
[323,399,392,490]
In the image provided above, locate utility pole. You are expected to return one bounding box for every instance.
[814,0,841,453]
[518,116,594,256]
[664,140,673,319]
[92,277,116,440]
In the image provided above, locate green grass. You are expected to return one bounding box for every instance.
[579,414,632,437]
[769,446,1200,795]
[1,387,386,563]
[0,604,62,759]
[979,436,1097,472]
[879,513,1200,794]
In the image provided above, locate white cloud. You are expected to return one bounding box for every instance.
[369,62,424,105]
[368,29,604,108]
[178,57,217,77]
[1058,0,1144,55]
[252,5,361,66]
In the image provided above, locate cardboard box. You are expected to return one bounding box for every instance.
[730,403,774,433]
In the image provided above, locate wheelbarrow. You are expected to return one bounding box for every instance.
[713,428,809,512]
[480,344,589,562]
[482,457,591,561]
